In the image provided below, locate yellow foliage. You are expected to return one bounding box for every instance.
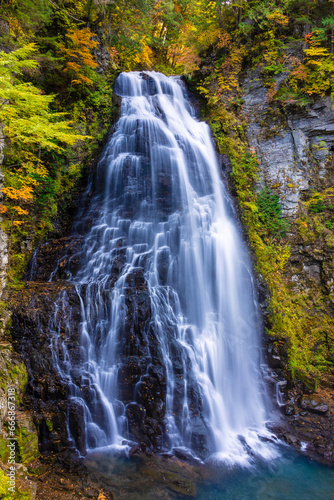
[133,42,153,69]
[196,27,220,50]
[23,160,49,179]
[12,206,29,215]
[2,185,33,202]
[97,492,108,500]
[72,74,94,85]
[64,61,81,73]
[217,46,245,101]
[8,16,25,39]
[267,10,289,26]
[288,36,334,97]
[60,27,99,86]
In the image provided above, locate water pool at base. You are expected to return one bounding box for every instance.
[196,448,334,500]
[84,445,334,499]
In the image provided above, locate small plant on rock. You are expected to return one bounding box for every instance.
[256,186,290,238]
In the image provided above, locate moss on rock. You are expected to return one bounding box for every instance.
[0,468,35,500]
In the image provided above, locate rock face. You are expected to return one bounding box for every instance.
[243,74,334,216]
[269,376,334,465]
[9,281,82,455]
[0,336,39,467]
[243,71,334,465]
[10,222,209,458]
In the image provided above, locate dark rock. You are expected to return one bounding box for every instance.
[267,346,283,369]
[25,237,84,281]
[68,401,86,454]
[188,415,211,459]
[129,443,141,457]
[173,447,200,464]
[285,433,301,446]
[238,435,253,455]
[126,402,146,425]
[283,404,295,416]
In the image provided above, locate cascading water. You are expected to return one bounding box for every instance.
[56,71,278,464]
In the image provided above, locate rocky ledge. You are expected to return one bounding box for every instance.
[25,452,210,500]
[265,341,334,465]
[274,383,334,465]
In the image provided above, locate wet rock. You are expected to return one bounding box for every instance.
[267,344,283,369]
[283,404,295,416]
[173,447,191,461]
[129,443,141,457]
[272,381,334,466]
[68,401,86,454]
[173,447,202,464]
[126,402,146,425]
[148,363,166,384]
[7,282,85,454]
[189,416,211,459]
[156,247,170,283]
[26,237,84,282]
[299,396,329,415]
[238,435,254,455]
[118,356,145,401]
[137,373,165,417]
[285,433,301,446]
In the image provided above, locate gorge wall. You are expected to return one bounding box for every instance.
[243,71,334,464]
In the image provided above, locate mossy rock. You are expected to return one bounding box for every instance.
[0,468,36,500]
[0,343,27,398]
[295,369,320,392]
[0,437,9,463]
[0,412,38,465]
[15,413,39,464]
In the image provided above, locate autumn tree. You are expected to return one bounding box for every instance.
[0,44,89,228]
[60,27,99,86]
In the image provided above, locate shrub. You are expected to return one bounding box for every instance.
[256,186,290,237]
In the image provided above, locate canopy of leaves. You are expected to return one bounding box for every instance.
[0,44,89,227]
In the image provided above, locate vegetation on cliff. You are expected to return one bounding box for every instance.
[0,0,334,398]
[192,0,334,382]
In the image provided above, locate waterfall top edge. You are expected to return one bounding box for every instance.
[114,71,183,98]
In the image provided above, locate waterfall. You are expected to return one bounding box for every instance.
[59,71,277,464]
